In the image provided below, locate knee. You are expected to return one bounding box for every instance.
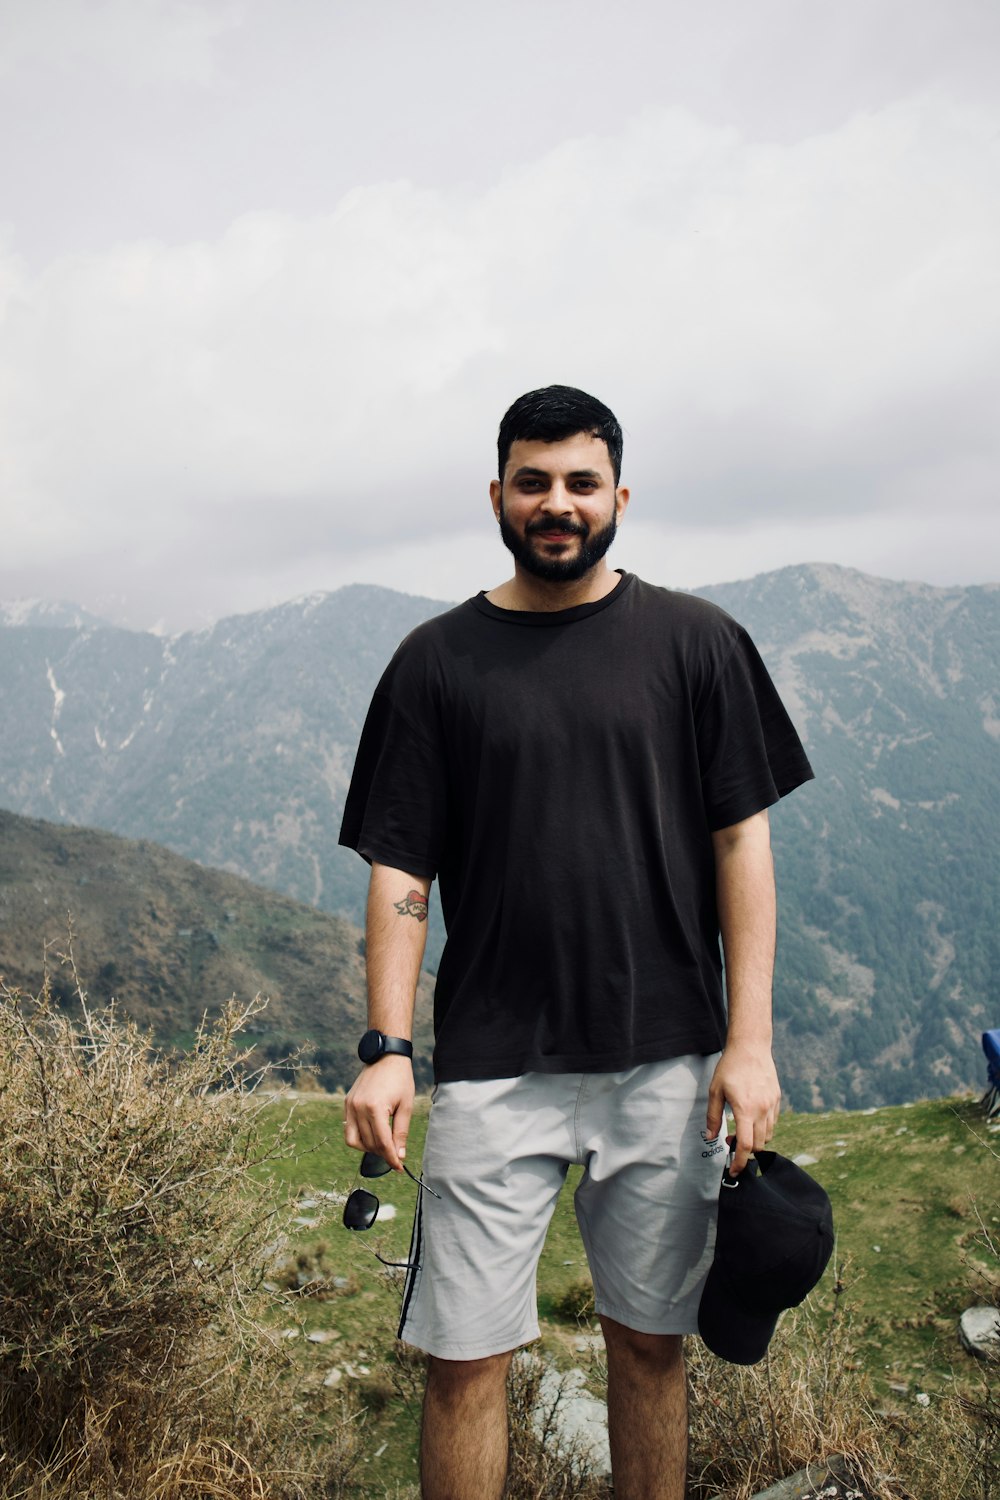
[600,1317,684,1373]
[426,1350,514,1406]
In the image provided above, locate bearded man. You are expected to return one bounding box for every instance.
[339,385,813,1500]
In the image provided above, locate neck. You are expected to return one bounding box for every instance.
[487,563,621,613]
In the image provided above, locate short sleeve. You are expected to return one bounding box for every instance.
[338,651,449,879]
[696,627,814,832]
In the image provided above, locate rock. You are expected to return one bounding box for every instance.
[292,1216,319,1228]
[708,1453,871,1498]
[959,1306,1000,1359]
[306,1329,341,1344]
[573,1334,605,1355]
[792,1153,818,1166]
[533,1363,611,1477]
[323,1367,342,1387]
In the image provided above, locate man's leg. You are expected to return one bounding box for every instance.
[421,1349,514,1500]
[601,1316,688,1500]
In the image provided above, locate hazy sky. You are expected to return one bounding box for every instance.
[1,0,998,631]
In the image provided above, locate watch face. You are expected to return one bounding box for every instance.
[358,1028,384,1064]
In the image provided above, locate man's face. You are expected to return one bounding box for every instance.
[489,434,629,583]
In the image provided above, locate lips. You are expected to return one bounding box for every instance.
[527,523,585,541]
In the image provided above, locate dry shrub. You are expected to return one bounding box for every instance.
[0,972,363,1498]
[687,1273,904,1499]
[549,1279,597,1326]
[271,1241,359,1300]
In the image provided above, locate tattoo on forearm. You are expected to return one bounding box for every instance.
[394,889,428,922]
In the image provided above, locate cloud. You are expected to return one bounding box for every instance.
[0,86,997,625]
[0,0,241,86]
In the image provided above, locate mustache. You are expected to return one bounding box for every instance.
[525,518,587,537]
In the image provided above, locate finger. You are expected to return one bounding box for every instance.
[392,1094,413,1168]
[363,1104,401,1170]
[729,1119,754,1176]
[343,1101,363,1152]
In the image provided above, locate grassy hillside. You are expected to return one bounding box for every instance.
[253,1091,999,1496]
[0,808,437,1088]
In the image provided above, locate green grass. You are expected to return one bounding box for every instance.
[253,1091,998,1495]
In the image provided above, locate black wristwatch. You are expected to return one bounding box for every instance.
[358,1029,414,1065]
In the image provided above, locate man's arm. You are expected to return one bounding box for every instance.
[704,808,781,1175]
[343,861,431,1172]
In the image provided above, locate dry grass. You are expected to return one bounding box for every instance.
[687,1260,1000,1500]
[0,968,365,1498]
[687,1271,902,1498]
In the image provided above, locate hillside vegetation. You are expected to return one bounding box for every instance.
[0,808,436,1089]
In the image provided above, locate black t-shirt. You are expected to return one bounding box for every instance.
[339,573,813,1082]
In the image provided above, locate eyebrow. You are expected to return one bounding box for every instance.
[509,466,604,481]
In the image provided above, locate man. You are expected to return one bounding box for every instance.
[340,385,813,1500]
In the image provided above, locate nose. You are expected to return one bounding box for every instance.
[539,480,574,515]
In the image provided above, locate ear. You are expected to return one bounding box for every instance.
[615,486,630,523]
[489,479,502,522]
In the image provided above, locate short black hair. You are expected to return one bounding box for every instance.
[497,385,624,485]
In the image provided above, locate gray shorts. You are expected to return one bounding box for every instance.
[397,1054,725,1361]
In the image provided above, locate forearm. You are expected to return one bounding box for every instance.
[706,808,781,1171]
[364,861,431,1035]
[344,861,431,1170]
[713,809,776,1047]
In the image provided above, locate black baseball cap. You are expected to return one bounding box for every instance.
[698,1150,834,1366]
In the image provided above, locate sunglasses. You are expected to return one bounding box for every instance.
[342,1151,440,1269]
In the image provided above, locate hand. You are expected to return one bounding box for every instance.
[344,1055,415,1172]
[706,1043,781,1176]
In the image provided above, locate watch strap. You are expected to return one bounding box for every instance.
[358,1028,414,1063]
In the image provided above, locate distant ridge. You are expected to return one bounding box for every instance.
[0,599,112,631]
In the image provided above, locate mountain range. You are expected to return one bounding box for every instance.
[1,564,997,1109]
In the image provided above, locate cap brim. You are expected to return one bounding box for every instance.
[697,1262,780,1366]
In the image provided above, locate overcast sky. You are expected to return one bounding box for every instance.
[0,0,997,632]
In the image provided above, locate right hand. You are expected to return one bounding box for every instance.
[343,1055,415,1172]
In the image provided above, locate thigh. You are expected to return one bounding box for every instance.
[399,1074,577,1361]
[573,1054,724,1336]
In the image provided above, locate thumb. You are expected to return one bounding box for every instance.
[392,1095,413,1164]
[705,1077,725,1142]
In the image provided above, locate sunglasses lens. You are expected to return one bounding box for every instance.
[360,1151,392,1179]
[343,1188,379,1231]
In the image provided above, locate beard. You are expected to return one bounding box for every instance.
[498,501,618,582]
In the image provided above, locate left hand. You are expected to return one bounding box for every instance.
[705,1043,781,1175]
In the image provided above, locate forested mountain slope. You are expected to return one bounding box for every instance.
[2,566,996,1107]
